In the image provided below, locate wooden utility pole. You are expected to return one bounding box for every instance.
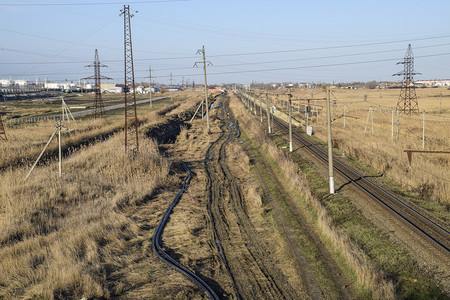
[326,88,335,194]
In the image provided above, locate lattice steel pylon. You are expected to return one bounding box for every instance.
[83,49,111,118]
[0,114,7,141]
[120,5,139,152]
[393,44,421,114]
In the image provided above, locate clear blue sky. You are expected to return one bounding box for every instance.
[1,0,449,85]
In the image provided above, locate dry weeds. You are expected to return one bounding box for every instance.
[285,87,449,204]
[230,92,396,299]
[0,94,208,299]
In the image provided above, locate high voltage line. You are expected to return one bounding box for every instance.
[5,52,450,78]
[2,42,450,66]
[2,27,450,62]
[0,1,189,6]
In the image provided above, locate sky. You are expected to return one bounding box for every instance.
[1,0,450,85]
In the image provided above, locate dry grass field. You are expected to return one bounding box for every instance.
[0,92,204,299]
[229,92,396,299]
[274,87,450,204]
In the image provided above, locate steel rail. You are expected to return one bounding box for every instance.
[271,116,450,253]
[236,91,449,253]
[152,163,219,300]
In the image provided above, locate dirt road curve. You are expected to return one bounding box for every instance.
[204,99,300,299]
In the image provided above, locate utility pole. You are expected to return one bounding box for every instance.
[288,93,293,152]
[194,45,212,133]
[326,88,335,194]
[170,72,173,101]
[379,94,383,112]
[391,110,394,142]
[259,94,263,122]
[58,121,62,178]
[364,106,374,136]
[266,93,272,134]
[61,97,75,122]
[422,110,425,150]
[83,49,111,118]
[149,66,152,107]
[396,110,400,141]
[343,105,347,128]
[24,121,66,181]
[120,5,139,153]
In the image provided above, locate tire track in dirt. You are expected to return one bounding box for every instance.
[204,95,299,299]
[247,143,356,299]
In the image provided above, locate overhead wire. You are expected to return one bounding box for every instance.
[0,1,190,6]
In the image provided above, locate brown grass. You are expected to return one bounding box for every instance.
[0,92,200,171]
[0,92,211,299]
[230,92,396,299]
[0,132,171,299]
[278,87,450,204]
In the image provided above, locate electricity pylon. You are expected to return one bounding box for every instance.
[393,44,421,114]
[83,49,111,118]
[120,5,139,152]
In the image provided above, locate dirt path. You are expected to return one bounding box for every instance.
[204,97,300,299]
[246,142,355,299]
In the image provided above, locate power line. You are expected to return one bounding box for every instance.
[148,52,450,79]
[4,51,450,79]
[208,34,450,58]
[0,0,189,6]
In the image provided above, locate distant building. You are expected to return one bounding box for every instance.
[0,79,12,87]
[133,86,145,94]
[105,86,123,93]
[166,87,182,92]
[14,80,28,87]
[144,87,157,93]
[44,82,77,91]
[415,79,450,87]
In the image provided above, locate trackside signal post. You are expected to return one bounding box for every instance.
[326,88,335,194]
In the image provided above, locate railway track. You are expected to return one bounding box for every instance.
[152,163,219,300]
[238,91,449,254]
[271,117,450,253]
